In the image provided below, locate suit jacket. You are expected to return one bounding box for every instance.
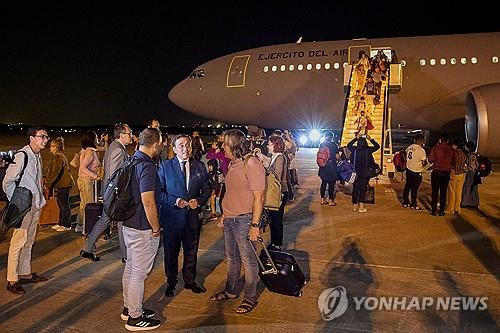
[158,157,210,228]
[102,140,128,194]
[102,140,128,183]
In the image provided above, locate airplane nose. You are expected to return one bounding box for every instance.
[168,80,185,107]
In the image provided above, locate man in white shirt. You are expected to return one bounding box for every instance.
[402,134,427,210]
[3,127,49,294]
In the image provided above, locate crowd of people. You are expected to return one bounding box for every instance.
[1,122,300,331]
[401,134,482,215]
[1,120,487,330]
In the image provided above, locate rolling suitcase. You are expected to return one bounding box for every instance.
[84,181,103,235]
[249,237,306,297]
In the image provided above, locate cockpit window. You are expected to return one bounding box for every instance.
[189,69,205,79]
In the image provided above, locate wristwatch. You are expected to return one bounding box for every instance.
[250,223,260,228]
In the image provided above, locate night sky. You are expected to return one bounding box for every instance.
[2,2,498,126]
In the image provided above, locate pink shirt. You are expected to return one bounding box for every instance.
[222,156,265,218]
[78,148,100,181]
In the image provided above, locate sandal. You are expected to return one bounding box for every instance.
[210,290,237,302]
[328,201,337,206]
[236,300,258,314]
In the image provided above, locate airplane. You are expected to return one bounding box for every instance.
[168,32,500,157]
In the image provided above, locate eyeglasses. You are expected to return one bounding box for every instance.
[35,135,50,140]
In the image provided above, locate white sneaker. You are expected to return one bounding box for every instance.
[51,225,60,230]
[57,226,72,232]
[358,208,367,213]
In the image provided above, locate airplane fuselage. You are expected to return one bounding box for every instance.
[168,32,500,154]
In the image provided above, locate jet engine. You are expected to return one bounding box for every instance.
[465,83,500,157]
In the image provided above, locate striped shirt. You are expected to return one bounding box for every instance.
[451,148,467,175]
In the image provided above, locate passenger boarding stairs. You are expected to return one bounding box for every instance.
[340,66,389,166]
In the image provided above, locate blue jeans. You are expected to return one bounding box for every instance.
[223,214,259,303]
[122,226,160,318]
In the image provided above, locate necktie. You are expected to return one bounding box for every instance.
[181,161,187,186]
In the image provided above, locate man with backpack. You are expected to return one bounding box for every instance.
[121,127,163,331]
[80,123,133,262]
[317,131,339,206]
[402,134,427,210]
[3,127,49,294]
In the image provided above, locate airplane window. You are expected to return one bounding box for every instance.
[307,64,313,70]
[401,60,406,67]
[316,63,321,70]
[471,57,478,64]
[289,64,295,71]
[343,62,348,68]
[280,65,286,71]
[334,62,340,69]
[298,64,304,71]
[263,65,269,73]
[325,63,331,70]
[272,65,277,72]
[461,57,467,64]
[420,59,426,66]
[430,59,436,66]
[493,56,499,63]
[440,58,446,65]
[451,58,457,65]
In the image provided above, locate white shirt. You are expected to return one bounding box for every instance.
[406,144,427,173]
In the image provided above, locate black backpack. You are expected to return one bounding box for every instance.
[102,157,141,221]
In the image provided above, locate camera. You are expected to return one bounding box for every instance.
[0,150,17,168]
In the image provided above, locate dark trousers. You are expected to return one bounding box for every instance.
[162,215,201,285]
[352,177,370,204]
[431,170,451,213]
[320,180,337,200]
[403,169,422,207]
[268,192,289,246]
[56,187,71,227]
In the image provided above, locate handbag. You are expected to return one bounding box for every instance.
[337,150,357,184]
[366,118,374,130]
[364,151,381,178]
[364,185,375,204]
[70,152,80,168]
[0,151,33,230]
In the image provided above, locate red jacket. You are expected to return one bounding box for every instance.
[428,143,455,172]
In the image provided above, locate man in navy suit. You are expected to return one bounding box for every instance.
[158,134,210,297]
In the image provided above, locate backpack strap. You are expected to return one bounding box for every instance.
[14,151,29,187]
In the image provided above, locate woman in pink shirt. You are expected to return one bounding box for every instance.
[75,131,101,234]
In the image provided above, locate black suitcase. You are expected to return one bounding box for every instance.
[84,181,103,235]
[364,185,375,204]
[84,203,103,235]
[249,237,306,297]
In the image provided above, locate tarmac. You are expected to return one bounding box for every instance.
[0,148,498,332]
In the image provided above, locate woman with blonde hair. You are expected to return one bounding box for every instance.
[45,137,75,231]
[75,131,101,234]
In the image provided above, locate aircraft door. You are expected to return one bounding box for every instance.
[226,55,250,88]
[348,45,371,64]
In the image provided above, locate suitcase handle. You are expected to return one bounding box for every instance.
[247,236,278,275]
